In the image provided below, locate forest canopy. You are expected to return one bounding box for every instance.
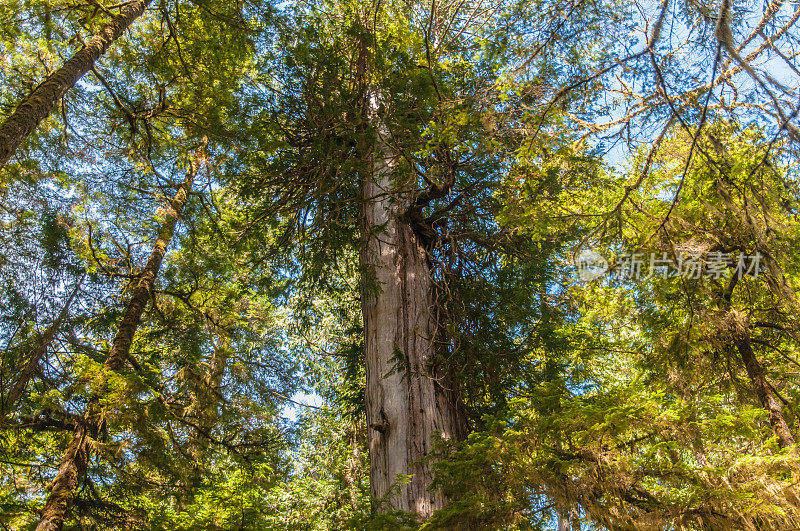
[1,0,800,528]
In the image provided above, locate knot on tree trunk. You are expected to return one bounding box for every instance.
[370,409,389,434]
[405,206,438,250]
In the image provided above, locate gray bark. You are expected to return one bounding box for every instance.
[360,95,465,518]
[557,508,570,531]
[557,506,581,531]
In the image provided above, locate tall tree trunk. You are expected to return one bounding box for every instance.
[360,96,466,518]
[188,329,229,457]
[36,155,198,531]
[35,425,90,531]
[557,506,581,531]
[344,421,364,512]
[4,276,83,413]
[178,322,229,510]
[735,335,796,448]
[719,278,795,448]
[557,507,570,531]
[0,0,153,167]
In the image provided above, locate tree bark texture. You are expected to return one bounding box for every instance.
[360,96,466,518]
[35,426,89,531]
[179,323,230,509]
[557,506,581,531]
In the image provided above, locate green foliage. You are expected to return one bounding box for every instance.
[2,0,800,528]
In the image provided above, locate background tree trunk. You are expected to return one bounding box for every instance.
[4,276,83,413]
[0,0,153,167]
[36,154,198,530]
[35,426,89,531]
[557,505,581,531]
[360,98,465,518]
[718,282,795,449]
[177,322,230,510]
[557,507,570,531]
[736,336,796,448]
